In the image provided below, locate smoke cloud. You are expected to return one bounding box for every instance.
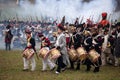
[1,0,120,22]
[114,0,120,12]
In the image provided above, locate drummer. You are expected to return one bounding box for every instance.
[84,30,102,72]
[22,29,36,71]
[91,30,103,72]
[68,25,83,70]
[38,33,55,71]
[54,24,70,74]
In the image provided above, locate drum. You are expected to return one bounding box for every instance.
[89,49,100,62]
[22,48,34,59]
[76,47,87,61]
[50,48,61,60]
[68,49,78,61]
[38,48,49,59]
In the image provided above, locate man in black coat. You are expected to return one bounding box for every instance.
[5,25,13,51]
[114,22,120,66]
[84,30,102,72]
[68,27,83,70]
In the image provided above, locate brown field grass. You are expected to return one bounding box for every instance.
[0,50,120,80]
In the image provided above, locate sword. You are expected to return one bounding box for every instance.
[34,48,39,60]
[35,52,39,60]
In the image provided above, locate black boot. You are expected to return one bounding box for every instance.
[85,58,92,71]
[86,65,91,71]
[76,60,80,70]
[70,60,74,69]
[93,67,99,73]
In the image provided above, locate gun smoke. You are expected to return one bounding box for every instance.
[16,0,120,22]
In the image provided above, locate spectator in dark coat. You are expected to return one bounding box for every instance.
[114,23,120,66]
[5,30,13,51]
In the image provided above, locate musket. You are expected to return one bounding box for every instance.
[61,16,65,26]
[0,10,1,21]
[29,16,31,22]
[108,14,112,21]
[108,20,112,38]
[91,15,94,22]
[81,15,92,34]
[82,24,88,34]
[16,13,19,21]
[25,16,28,21]
[108,14,112,37]
[30,16,33,22]
[97,14,101,23]
[74,17,79,26]
[36,16,39,22]
[27,16,29,21]
[35,51,39,60]
[80,16,84,24]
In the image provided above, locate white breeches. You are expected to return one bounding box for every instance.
[114,56,120,66]
[23,56,36,71]
[42,57,55,70]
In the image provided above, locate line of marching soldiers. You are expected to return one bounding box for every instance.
[21,13,120,74]
[21,22,120,74]
[66,25,102,72]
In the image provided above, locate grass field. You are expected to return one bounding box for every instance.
[0,50,120,80]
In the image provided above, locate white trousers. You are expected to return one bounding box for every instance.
[101,52,107,66]
[114,56,120,66]
[23,56,36,71]
[42,57,55,70]
[101,52,115,66]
